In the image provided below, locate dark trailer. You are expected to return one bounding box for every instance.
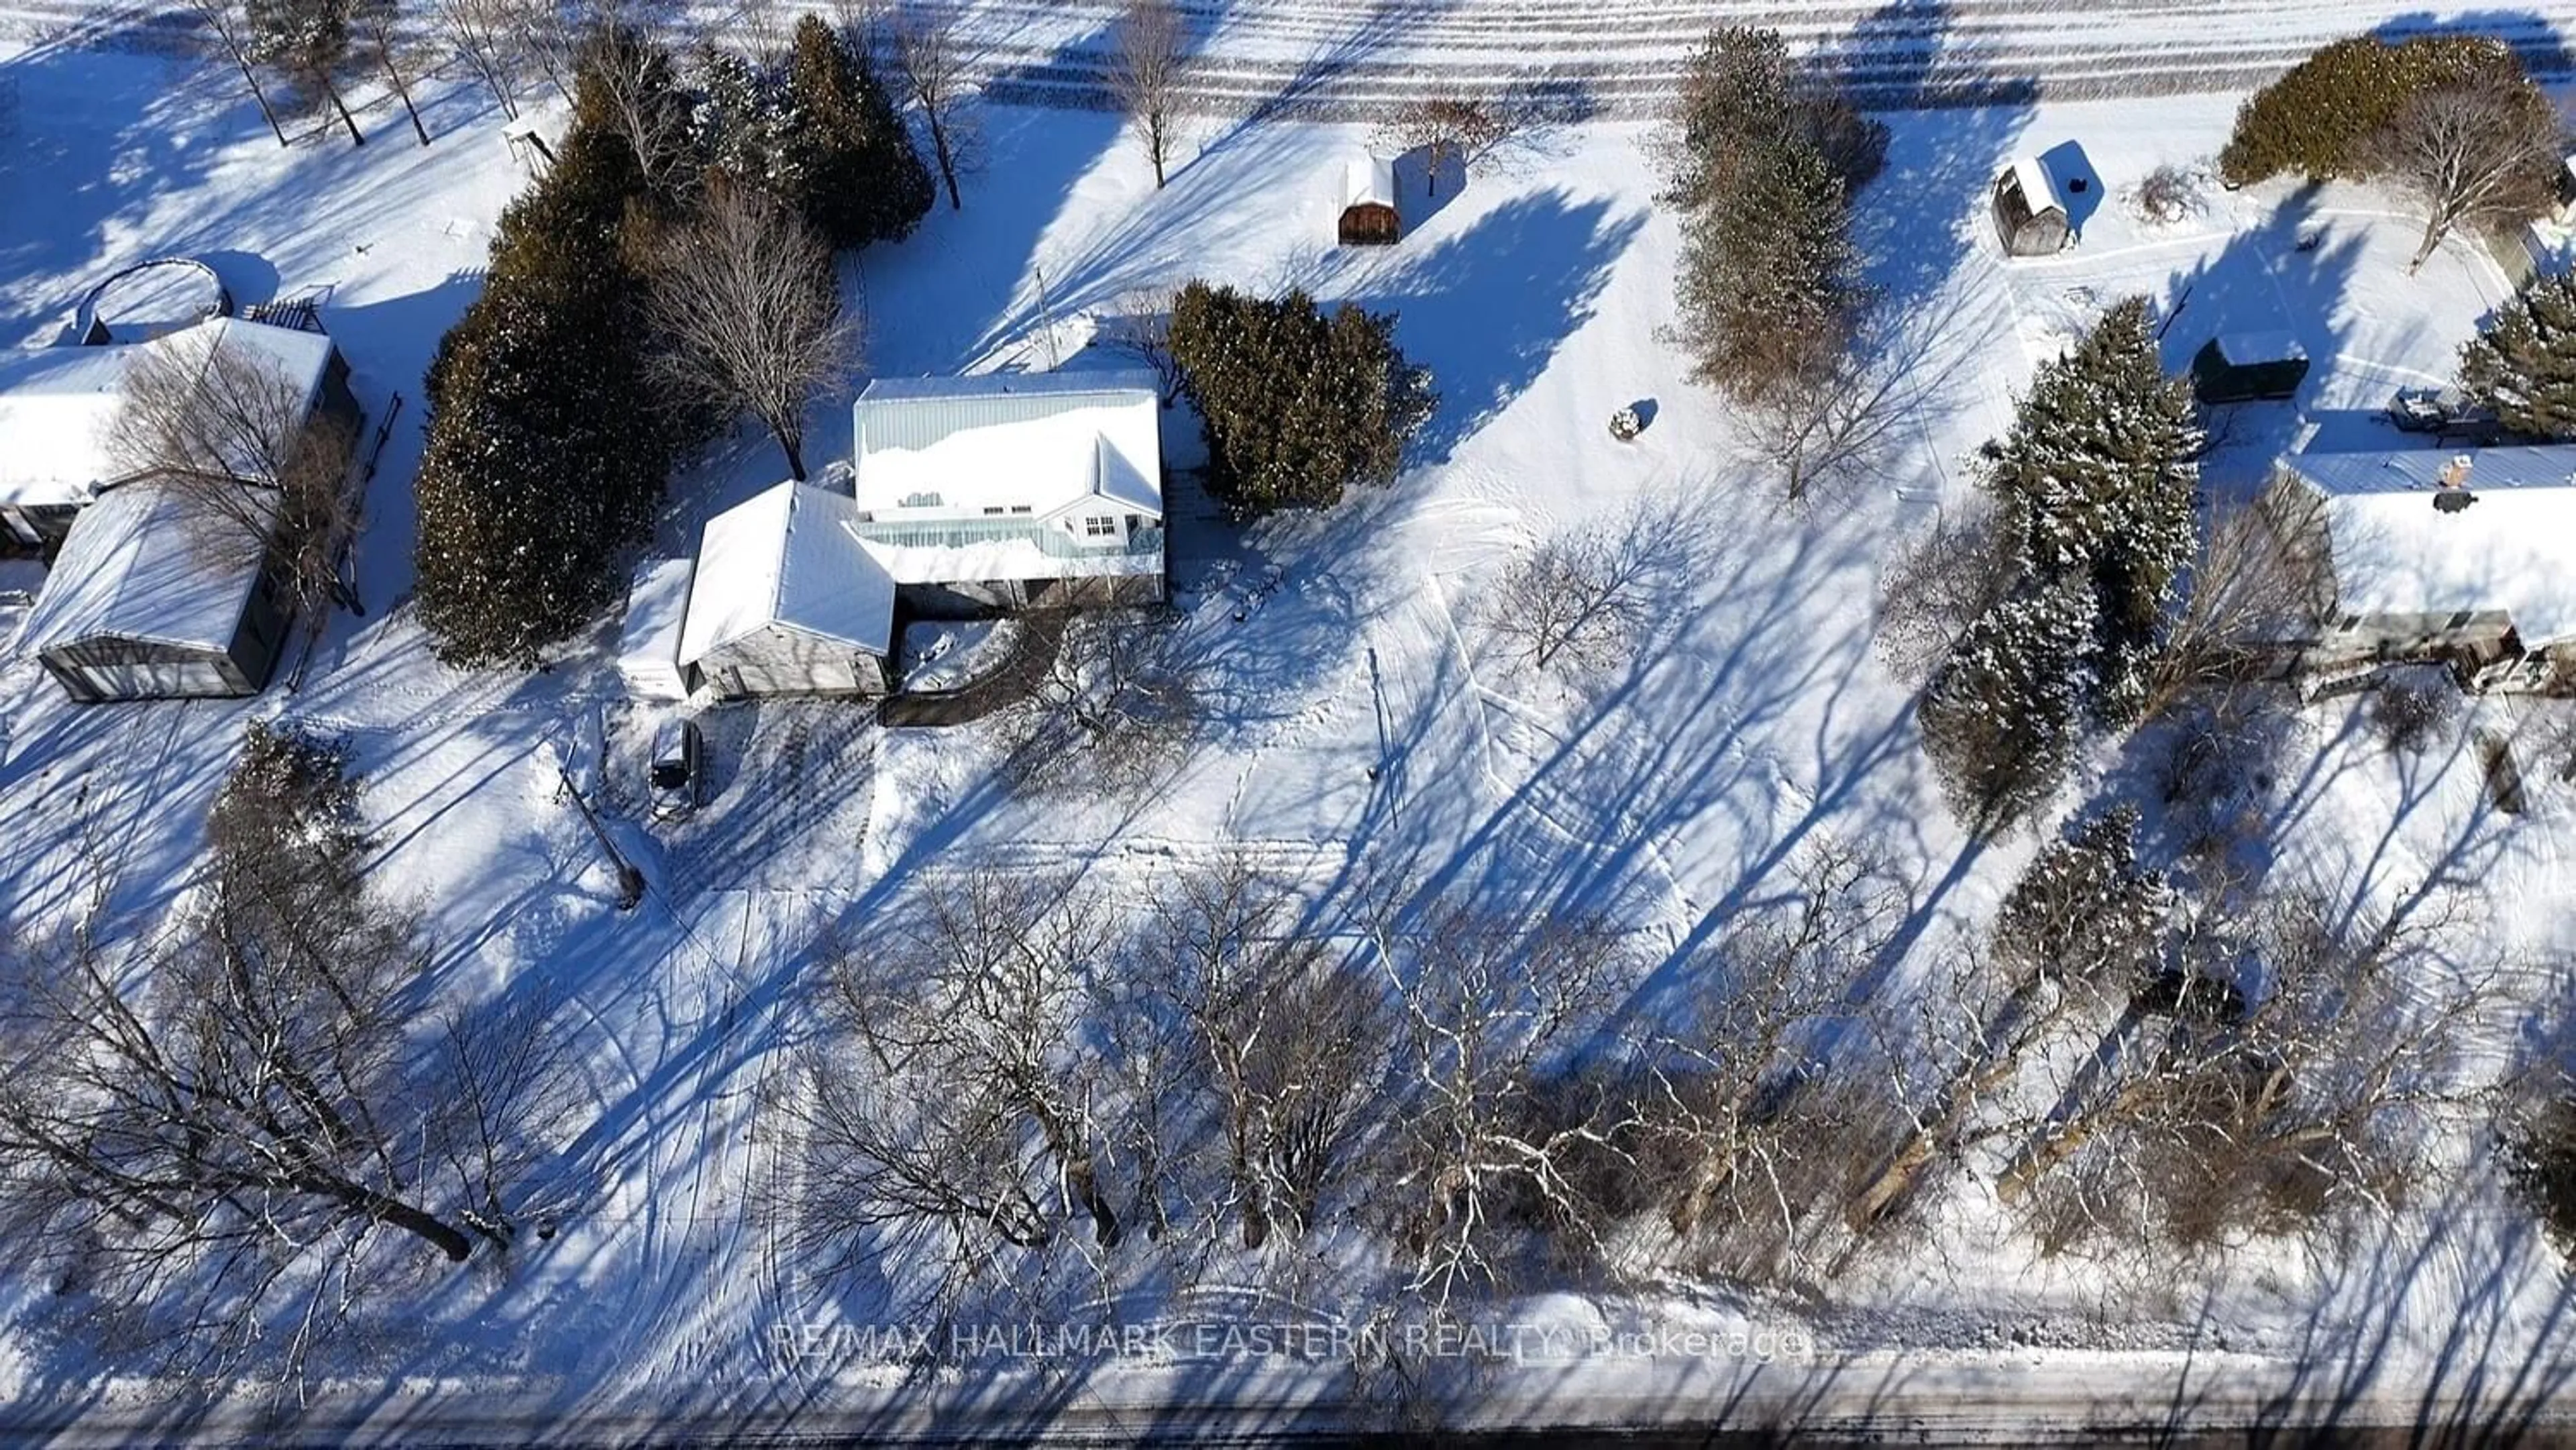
[2191,331,2310,405]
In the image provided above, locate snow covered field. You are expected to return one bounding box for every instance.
[3,17,2576,1442]
[12,0,2576,113]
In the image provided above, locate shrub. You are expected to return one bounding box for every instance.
[2508,1092,2576,1255]
[2368,671,2457,753]
[2218,32,2530,187]
[1167,282,1434,516]
[2130,162,2204,225]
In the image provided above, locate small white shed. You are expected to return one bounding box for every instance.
[678,481,896,698]
[1338,152,1401,246]
[1993,156,2072,257]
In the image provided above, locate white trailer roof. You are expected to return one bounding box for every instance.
[16,476,273,656]
[679,481,896,666]
[2291,446,2576,645]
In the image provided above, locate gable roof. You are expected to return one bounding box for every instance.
[1344,152,1396,211]
[678,481,896,665]
[16,476,273,656]
[2287,444,2576,643]
[851,370,1163,521]
[0,316,338,510]
[2007,156,2065,217]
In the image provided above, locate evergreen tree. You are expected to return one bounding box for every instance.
[1979,296,2202,719]
[1658,26,1878,405]
[692,48,805,199]
[788,15,935,248]
[1168,282,1435,517]
[1672,134,1864,397]
[2459,270,2576,439]
[1990,803,2170,985]
[413,95,675,667]
[1665,26,1886,208]
[2218,32,2528,187]
[1917,572,2095,834]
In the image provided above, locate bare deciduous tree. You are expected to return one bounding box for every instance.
[1014,609,1204,793]
[109,329,364,619]
[887,7,973,210]
[244,0,370,146]
[1107,283,1184,404]
[1367,899,1640,1308]
[1874,504,2021,688]
[2000,888,2492,1259]
[1845,816,2170,1235]
[194,0,293,146]
[1744,309,1955,503]
[362,5,433,146]
[2370,74,2567,275]
[1142,857,1389,1249]
[2134,495,2324,723]
[645,180,852,481]
[795,874,1131,1314]
[1370,90,1508,198]
[432,0,525,117]
[1481,500,1698,677]
[1642,838,1909,1286]
[1108,0,1189,188]
[0,727,557,1384]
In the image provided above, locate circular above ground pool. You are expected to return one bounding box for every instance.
[77,257,231,344]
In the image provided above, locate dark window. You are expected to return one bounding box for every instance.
[652,762,690,789]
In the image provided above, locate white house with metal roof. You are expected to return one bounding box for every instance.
[849,370,1167,615]
[677,480,898,698]
[2275,443,2576,674]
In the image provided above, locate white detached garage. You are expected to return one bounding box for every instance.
[677,480,896,698]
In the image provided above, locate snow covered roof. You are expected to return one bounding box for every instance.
[0,346,135,508]
[617,556,696,701]
[851,370,1163,523]
[679,481,896,666]
[2212,331,2306,364]
[2008,156,2066,215]
[0,316,337,509]
[2288,445,2576,644]
[1344,152,1397,211]
[16,476,273,656]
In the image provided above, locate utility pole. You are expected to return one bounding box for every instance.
[555,756,645,911]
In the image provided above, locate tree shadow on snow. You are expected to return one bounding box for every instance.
[1358,188,1646,464]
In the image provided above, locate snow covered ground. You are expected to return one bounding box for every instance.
[2,21,2575,1441]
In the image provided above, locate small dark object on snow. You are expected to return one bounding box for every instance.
[1609,406,1643,441]
[2295,229,2324,252]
